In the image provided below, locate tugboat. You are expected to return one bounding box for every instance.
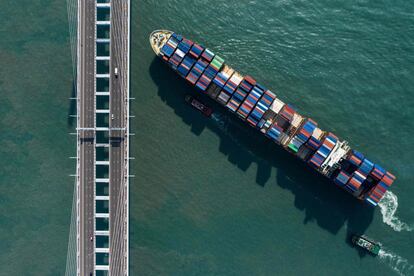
[351,234,381,256]
[185,95,213,117]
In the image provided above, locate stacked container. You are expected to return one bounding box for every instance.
[297,128,325,161]
[227,76,255,112]
[281,113,305,146]
[287,119,318,153]
[334,171,351,186]
[189,43,204,58]
[217,72,243,105]
[257,98,284,132]
[160,34,181,60]
[177,55,196,77]
[345,158,374,193]
[207,64,234,98]
[365,172,395,206]
[348,150,364,167]
[186,59,208,84]
[308,133,338,169]
[246,90,276,127]
[196,54,224,91]
[262,104,295,144]
[237,84,266,120]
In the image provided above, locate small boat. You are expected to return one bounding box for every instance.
[351,234,381,256]
[185,95,213,117]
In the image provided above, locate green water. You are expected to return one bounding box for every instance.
[1,0,414,275]
[0,0,74,275]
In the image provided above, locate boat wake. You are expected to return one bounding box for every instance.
[378,191,413,232]
[210,112,251,152]
[211,112,229,130]
[379,248,414,276]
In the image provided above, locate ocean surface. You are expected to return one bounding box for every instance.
[0,0,413,275]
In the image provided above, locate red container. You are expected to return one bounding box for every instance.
[244,75,256,85]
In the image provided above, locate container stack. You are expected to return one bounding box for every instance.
[331,150,394,204]
[206,64,234,98]
[259,104,294,144]
[159,33,227,94]
[155,32,396,206]
[287,119,318,153]
[217,72,243,105]
[177,55,196,77]
[347,159,374,192]
[227,76,255,112]
[160,33,180,60]
[196,55,224,91]
[257,98,285,133]
[334,171,351,186]
[186,59,208,85]
[308,133,338,169]
[283,113,305,145]
[189,43,204,58]
[365,172,395,206]
[246,90,276,127]
[237,84,266,120]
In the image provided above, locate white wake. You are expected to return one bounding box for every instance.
[379,248,414,276]
[378,191,413,232]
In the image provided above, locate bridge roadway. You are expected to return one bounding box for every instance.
[109,0,129,274]
[78,0,95,275]
[78,0,129,275]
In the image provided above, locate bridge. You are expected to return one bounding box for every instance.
[75,0,130,275]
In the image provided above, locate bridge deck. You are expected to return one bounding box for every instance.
[77,0,130,274]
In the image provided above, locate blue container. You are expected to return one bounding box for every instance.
[171,33,182,41]
[352,150,364,160]
[359,159,374,175]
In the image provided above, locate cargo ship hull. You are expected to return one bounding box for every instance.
[149,30,396,207]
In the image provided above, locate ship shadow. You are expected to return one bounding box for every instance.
[67,81,76,127]
[149,57,374,240]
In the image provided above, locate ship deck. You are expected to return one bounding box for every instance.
[149,30,173,55]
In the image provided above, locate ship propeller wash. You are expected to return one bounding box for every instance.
[149,30,396,207]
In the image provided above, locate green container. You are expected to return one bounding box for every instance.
[288,143,299,153]
[211,56,224,69]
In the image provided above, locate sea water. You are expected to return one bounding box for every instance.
[0,0,413,275]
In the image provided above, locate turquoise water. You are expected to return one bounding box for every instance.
[0,0,74,275]
[131,0,414,275]
[0,0,413,275]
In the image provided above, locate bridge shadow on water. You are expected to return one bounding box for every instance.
[149,58,374,255]
[67,82,77,128]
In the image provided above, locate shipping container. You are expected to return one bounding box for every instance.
[246,90,276,127]
[217,71,243,105]
[186,59,208,85]
[236,85,265,119]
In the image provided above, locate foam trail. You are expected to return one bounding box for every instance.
[379,247,414,276]
[379,191,413,232]
[211,112,230,130]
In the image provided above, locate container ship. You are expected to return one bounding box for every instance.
[149,30,396,207]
